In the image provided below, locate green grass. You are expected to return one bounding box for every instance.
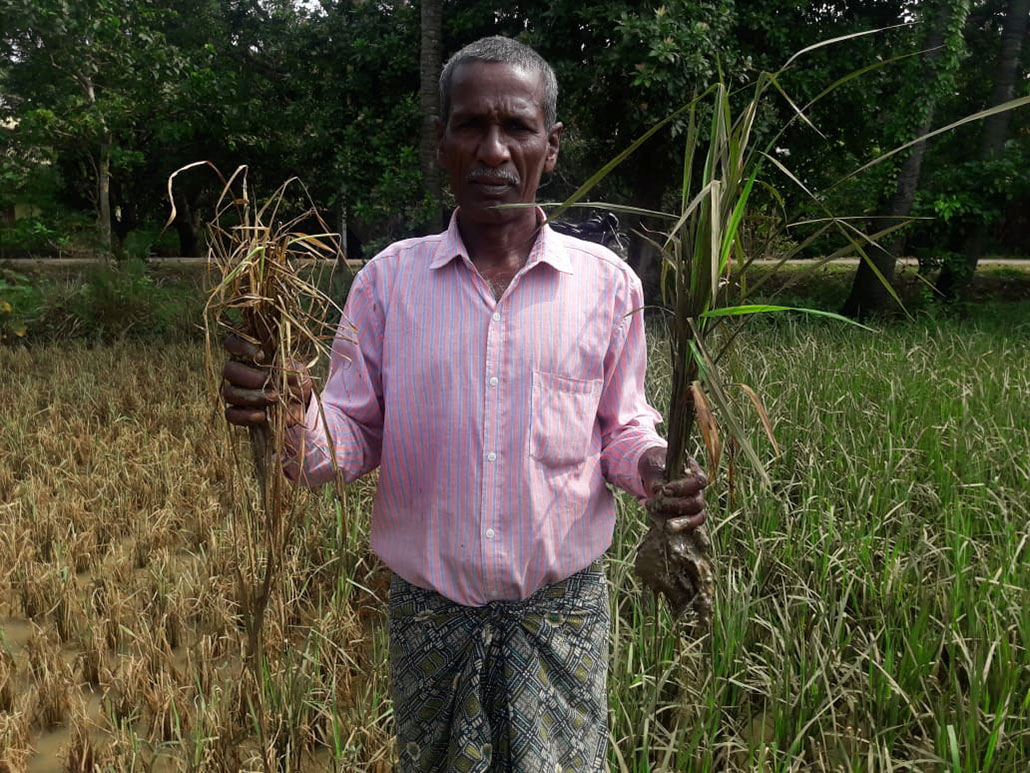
[603,308,1030,770]
[1,295,1028,770]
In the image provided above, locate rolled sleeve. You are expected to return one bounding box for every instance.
[597,272,666,500]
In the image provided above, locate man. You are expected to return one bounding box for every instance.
[222,36,708,772]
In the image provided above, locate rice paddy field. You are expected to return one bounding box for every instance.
[1,305,1028,771]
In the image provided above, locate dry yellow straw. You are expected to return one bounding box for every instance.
[167,162,351,671]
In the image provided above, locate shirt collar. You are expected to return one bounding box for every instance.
[429,207,573,275]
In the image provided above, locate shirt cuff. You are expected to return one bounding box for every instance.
[604,434,666,501]
[281,396,321,482]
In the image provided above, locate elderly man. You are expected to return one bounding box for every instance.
[222,35,707,773]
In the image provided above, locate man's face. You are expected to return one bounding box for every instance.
[437,61,562,225]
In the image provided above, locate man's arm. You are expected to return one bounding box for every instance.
[220,268,386,486]
[281,270,385,486]
[597,272,708,528]
[596,272,667,499]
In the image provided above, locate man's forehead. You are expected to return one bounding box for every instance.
[449,61,544,109]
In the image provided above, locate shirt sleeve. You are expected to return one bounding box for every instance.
[282,267,385,486]
[597,270,667,499]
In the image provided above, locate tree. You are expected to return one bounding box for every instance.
[420,0,444,223]
[935,0,1029,299]
[840,0,972,319]
[0,0,193,252]
[977,0,1030,157]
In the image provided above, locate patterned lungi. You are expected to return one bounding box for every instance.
[388,562,610,772]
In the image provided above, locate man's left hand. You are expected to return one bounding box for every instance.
[638,446,709,532]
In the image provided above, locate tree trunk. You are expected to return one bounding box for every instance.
[840,142,930,319]
[97,139,113,255]
[173,194,200,257]
[419,0,443,225]
[84,71,113,255]
[841,0,969,319]
[979,0,1029,160]
[937,0,1029,301]
[337,199,348,261]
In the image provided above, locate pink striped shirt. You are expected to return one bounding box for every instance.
[285,211,666,606]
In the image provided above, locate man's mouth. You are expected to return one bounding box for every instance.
[466,169,520,196]
[472,180,513,196]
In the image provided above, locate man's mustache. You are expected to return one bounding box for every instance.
[465,168,520,186]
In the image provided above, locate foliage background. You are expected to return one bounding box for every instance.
[1,0,1027,265]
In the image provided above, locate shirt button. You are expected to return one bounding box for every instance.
[487,451,497,462]
[492,312,501,322]
[485,528,495,539]
[489,376,498,387]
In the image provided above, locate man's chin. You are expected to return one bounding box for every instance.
[458,198,534,223]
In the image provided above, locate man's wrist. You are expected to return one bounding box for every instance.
[637,445,667,499]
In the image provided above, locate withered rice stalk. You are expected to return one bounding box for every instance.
[167,162,351,678]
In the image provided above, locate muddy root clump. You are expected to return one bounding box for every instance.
[634,520,714,624]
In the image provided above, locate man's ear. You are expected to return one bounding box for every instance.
[544,121,564,173]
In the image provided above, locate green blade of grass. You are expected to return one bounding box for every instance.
[701,304,876,331]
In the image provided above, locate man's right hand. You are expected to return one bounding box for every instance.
[221,334,312,427]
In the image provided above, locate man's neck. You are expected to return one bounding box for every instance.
[457,208,542,273]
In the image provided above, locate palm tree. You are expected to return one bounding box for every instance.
[419,0,443,225]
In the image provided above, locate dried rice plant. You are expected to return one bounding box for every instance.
[174,163,348,662]
[167,162,350,769]
[0,648,15,713]
[77,629,105,689]
[69,530,95,575]
[63,697,107,773]
[178,683,243,772]
[26,624,72,729]
[101,655,146,727]
[0,697,33,773]
[143,666,188,744]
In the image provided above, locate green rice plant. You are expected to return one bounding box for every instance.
[541,28,1030,627]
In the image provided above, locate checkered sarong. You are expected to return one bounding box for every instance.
[388,562,609,772]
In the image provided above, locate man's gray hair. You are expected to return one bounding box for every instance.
[439,36,558,129]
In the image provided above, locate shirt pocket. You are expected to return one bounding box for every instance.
[530,370,603,467]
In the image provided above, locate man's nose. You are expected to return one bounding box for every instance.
[476,125,510,166]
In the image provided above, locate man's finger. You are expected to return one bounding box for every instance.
[666,512,706,532]
[225,405,267,426]
[222,382,277,408]
[224,360,269,390]
[687,457,708,487]
[223,334,265,362]
[654,493,705,517]
[660,475,705,498]
[286,381,309,400]
[281,361,310,386]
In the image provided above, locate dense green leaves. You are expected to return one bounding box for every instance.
[0,0,1026,271]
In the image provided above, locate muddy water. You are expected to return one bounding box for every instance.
[27,690,102,772]
[1,616,33,651]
